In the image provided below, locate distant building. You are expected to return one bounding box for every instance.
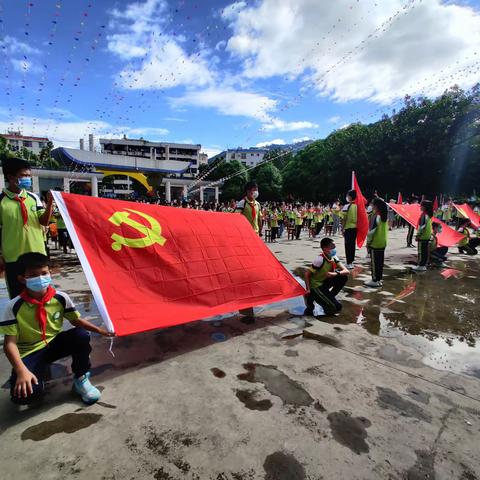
[1,131,50,155]
[209,148,267,167]
[199,152,209,165]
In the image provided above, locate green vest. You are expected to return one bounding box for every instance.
[345,203,357,229]
[368,215,388,249]
[309,254,338,289]
[417,214,432,241]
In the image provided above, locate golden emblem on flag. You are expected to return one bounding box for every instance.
[108,209,167,251]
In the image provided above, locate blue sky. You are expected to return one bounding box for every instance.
[1,0,479,157]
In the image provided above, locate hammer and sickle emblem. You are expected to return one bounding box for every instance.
[108,209,167,252]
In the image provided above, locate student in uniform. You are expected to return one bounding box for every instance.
[0,253,114,405]
[457,219,480,255]
[412,200,433,272]
[294,206,304,240]
[0,157,54,298]
[304,238,350,316]
[270,208,279,242]
[364,198,388,288]
[236,181,263,235]
[429,223,448,266]
[342,190,358,269]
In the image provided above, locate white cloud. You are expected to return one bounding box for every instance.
[262,118,318,132]
[201,146,223,158]
[256,139,286,147]
[171,87,277,122]
[0,35,40,55]
[225,0,480,104]
[107,0,212,89]
[128,127,169,138]
[292,136,312,143]
[328,116,341,124]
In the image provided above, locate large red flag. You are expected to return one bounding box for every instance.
[53,192,305,336]
[351,171,369,248]
[389,203,465,247]
[453,203,480,229]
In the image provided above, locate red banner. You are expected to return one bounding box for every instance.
[389,203,465,247]
[453,203,480,229]
[53,192,305,336]
[352,171,369,248]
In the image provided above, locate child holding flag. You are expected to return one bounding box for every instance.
[342,190,358,269]
[412,200,433,272]
[429,223,448,266]
[458,219,480,255]
[1,253,114,405]
[364,198,388,288]
[304,238,350,316]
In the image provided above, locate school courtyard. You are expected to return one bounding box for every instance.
[0,228,479,480]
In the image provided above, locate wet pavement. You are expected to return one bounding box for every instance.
[0,228,479,479]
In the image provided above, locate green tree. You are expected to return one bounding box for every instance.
[206,159,249,201]
[252,162,283,201]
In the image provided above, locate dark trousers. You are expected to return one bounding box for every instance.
[459,238,480,255]
[344,228,357,264]
[10,328,92,405]
[418,240,430,266]
[278,221,284,238]
[370,248,385,281]
[305,275,347,316]
[407,225,414,246]
[295,225,302,239]
[5,261,23,299]
[431,246,448,263]
[271,227,279,241]
[315,221,323,236]
[58,228,70,253]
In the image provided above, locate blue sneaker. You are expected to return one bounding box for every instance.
[73,372,101,404]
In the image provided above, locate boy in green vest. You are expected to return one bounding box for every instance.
[236,181,262,235]
[412,200,433,272]
[304,238,349,316]
[1,157,54,298]
[1,252,114,405]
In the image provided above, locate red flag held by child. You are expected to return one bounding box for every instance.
[453,203,480,229]
[351,171,369,248]
[53,192,305,336]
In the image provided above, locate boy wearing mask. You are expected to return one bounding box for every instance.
[304,238,349,316]
[236,181,262,235]
[1,253,114,405]
[0,157,54,298]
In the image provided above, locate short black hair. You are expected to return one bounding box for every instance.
[347,189,357,200]
[17,253,50,275]
[244,180,258,192]
[1,156,31,178]
[320,237,334,249]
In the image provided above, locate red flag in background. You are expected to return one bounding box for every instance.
[351,171,369,248]
[53,192,305,336]
[453,203,480,229]
[397,192,403,204]
[389,203,465,247]
[433,196,439,211]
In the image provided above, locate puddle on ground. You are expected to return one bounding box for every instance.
[237,363,313,406]
[263,451,306,480]
[21,413,102,441]
[327,411,371,455]
[376,387,432,423]
[211,368,226,378]
[236,389,273,411]
[406,450,436,480]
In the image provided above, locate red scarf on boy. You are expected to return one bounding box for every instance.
[20,285,56,345]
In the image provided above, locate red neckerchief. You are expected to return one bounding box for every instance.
[20,285,57,345]
[13,194,28,226]
[245,197,256,221]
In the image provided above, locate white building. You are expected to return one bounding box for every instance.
[99,137,201,178]
[1,131,50,155]
[209,148,267,168]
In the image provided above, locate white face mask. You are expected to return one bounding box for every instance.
[252,190,259,200]
[346,195,352,202]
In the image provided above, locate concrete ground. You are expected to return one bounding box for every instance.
[0,227,479,480]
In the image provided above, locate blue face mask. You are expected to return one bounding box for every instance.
[26,274,52,292]
[329,248,337,257]
[18,177,32,190]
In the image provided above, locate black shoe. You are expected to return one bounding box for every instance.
[303,309,314,316]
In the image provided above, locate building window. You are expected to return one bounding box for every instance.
[38,142,46,149]
[23,141,32,147]
[231,153,235,159]
[241,161,247,166]
[241,153,246,159]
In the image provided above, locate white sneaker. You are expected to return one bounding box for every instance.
[346,263,354,270]
[364,280,382,288]
[411,265,427,272]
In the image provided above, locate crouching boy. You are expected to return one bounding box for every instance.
[304,238,350,316]
[1,252,114,405]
